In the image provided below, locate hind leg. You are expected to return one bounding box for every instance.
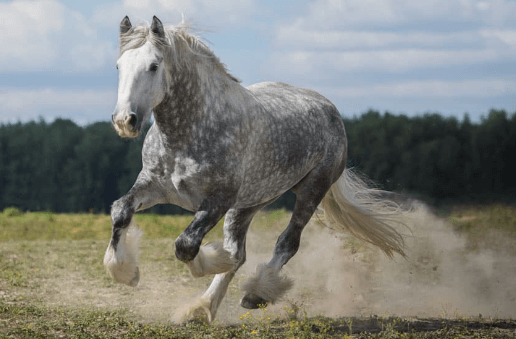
[180,205,262,322]
[241,173,334,309]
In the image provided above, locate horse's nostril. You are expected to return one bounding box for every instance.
[128,114,138,129]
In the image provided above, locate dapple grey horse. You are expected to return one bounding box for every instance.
[104,16,405,322]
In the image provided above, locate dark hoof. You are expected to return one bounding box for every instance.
[240,294,268,309]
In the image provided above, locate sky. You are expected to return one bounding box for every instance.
[0,0,515,125]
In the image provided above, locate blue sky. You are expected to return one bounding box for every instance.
[0,0,515,124]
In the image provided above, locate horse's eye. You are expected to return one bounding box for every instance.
[116,64,119,70]
[150,63,159,72]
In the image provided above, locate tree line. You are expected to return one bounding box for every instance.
[0,109,514,214]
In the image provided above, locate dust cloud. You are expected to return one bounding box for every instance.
[236,203,516,321]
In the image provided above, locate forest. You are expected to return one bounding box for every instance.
[0,108,515,214]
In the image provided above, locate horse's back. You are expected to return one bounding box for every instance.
[246,82,342,126]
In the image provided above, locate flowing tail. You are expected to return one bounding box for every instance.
[320,168,406,258]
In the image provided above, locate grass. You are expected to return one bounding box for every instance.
[1,206,515,338]
[2,299,514,338]
[0,209,191,242]
[0,207,289,242]
[448,204,516,253]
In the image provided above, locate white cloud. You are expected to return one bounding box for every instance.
[92,0,256,30]
[481,29,516,48]
[0,0,117,72]
[324,79,516,98]
[298,0,516,29]
[0,88,116,124]
[267,1,516,117]
[270,48,500,74]
[303,0,398,28]
[269,0,516,79]
[276,25,482,50]
[274,0,516,53]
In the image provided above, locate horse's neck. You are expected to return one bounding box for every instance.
[153,63,249,147]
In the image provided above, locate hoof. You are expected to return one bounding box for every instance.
[174,298,213,324]
[188,306,211,324]
[104,250,140,287]
[240,294,268,309]
[128,267,140,287]
[240,264,293,306]
[103,223,142,287]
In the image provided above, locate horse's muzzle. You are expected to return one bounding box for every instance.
[112,112,139,138]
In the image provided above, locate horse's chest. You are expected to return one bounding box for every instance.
[164,156,206,209]
[171,157,200,190]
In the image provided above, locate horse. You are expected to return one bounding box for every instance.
[104,15,405,323]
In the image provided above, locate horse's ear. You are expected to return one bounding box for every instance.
[120,16,132,35]
[151,16,165,39]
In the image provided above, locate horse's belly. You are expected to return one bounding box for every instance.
[234,160,316,208]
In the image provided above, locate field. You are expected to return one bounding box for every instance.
[1,204,515,338]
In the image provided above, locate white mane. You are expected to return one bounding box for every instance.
[119,22,240,83]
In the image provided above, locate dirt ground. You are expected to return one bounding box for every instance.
[1,204,515,336]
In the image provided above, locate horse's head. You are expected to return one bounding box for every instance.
[112,16,169,138]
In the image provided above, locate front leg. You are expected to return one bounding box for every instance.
[178,206,263,323]
[104,177,166,286]
[175,196,234,276]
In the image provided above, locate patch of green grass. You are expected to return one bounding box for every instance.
[0,210,113,242]
[448,204,516,252]
[0,255,28,288]
[0,208,291,242]
[3,207,23,217]
[1,299,514,338]
[449,204,516,234]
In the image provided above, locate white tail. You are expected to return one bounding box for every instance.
[320,168,406,258]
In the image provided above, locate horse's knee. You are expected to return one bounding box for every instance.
[111,198,134,229]
[175,233,201,263]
